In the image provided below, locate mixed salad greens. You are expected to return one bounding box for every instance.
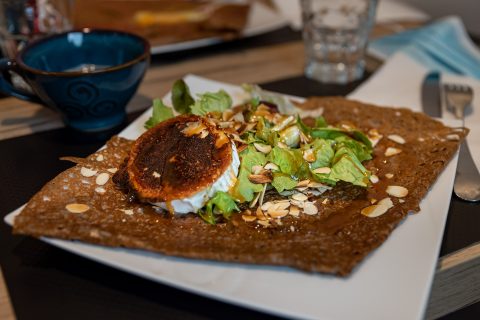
[145,80,373,224]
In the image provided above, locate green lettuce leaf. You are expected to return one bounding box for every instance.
[199,191,239,224]
[308,139,335,169]
[329,149,370,187]
[271,173,297,193]
[171,79,195,114]
[267,147,310,180]
[242,83,299,115]
[144,99,174,129]
[310,142,370,187]
[190,90,232,116]
[230,146,267,202]
[255,117,278,146]
[296,115,311,134]
[334,135,372,162]
[352,130,373,150]
[315,116,328,128]
[267,146,297,175]
[310,127,346,140]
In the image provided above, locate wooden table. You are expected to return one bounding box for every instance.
[1,24,480,320]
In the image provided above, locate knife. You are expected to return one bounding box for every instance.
[421,71,442,117]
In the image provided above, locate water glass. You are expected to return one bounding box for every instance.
[301,0,378,84]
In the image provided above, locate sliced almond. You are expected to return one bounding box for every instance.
[80,167,97,177]
[368,129,383,147]
[303,149,315,162]
[289,205,300,217]
[234,122,242,131]
[268,209,289,218]
[386,185,409,198]
[307,181,326,189]
[95,187,106,194]
[291,193,308,201]
[418,137,425,142]
[253,143,271,154]
[182,121,206,136]
[264,163,279,171]
[303,202,318,215]
[296,179,310,188]
[272,115,295,132]
[242,214,257,222]
[446,134,460,141]
[361,197,394,218]
[256,206,267,220]
[96,154,104,161]
[240,122,257,135]
[251,165,264,175]
[277,141,288,149]
[215,132,230,148]
[299,131,311,144]
[107,168,118,174]
[385,173,394,179]
[218,121,234,129]
[122,209,134,215]
[378,197,394,206]
[257,220,271,227]
[267,202,290,217]
[248,174,272,184]
[95,172,110,185]
[312,167,331,174]
[152,171,161,178]
[387,134,406,144]
[369,174,379,184]
[199,130,209,139]
[261,201,273,211]
[232,112,245,123]
[222,109,235,121]
[385,147,402,157]
[290,199,305,208]
[271,201,290,211]
[66,203,90,213]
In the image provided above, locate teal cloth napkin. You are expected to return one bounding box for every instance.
[369,16,480,79]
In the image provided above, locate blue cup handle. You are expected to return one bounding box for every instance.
[0,58,42,104]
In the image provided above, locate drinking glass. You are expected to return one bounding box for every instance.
[301,0,378,84]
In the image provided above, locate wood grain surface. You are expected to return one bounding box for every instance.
[0,267,15,320]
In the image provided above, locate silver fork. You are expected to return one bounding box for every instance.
[443,83,480,202]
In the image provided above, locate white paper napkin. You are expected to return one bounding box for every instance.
[349,52,480,170]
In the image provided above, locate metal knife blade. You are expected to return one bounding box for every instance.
[421,71,442,117]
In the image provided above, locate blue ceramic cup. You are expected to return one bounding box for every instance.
[0,29,150,131]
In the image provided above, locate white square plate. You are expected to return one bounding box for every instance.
[5,75,458,320]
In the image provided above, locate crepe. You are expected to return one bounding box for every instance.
[12,97,466,276]
[72,0,251,47]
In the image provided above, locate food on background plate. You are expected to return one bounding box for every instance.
[72,0,251,46]
[12,80,467,276]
